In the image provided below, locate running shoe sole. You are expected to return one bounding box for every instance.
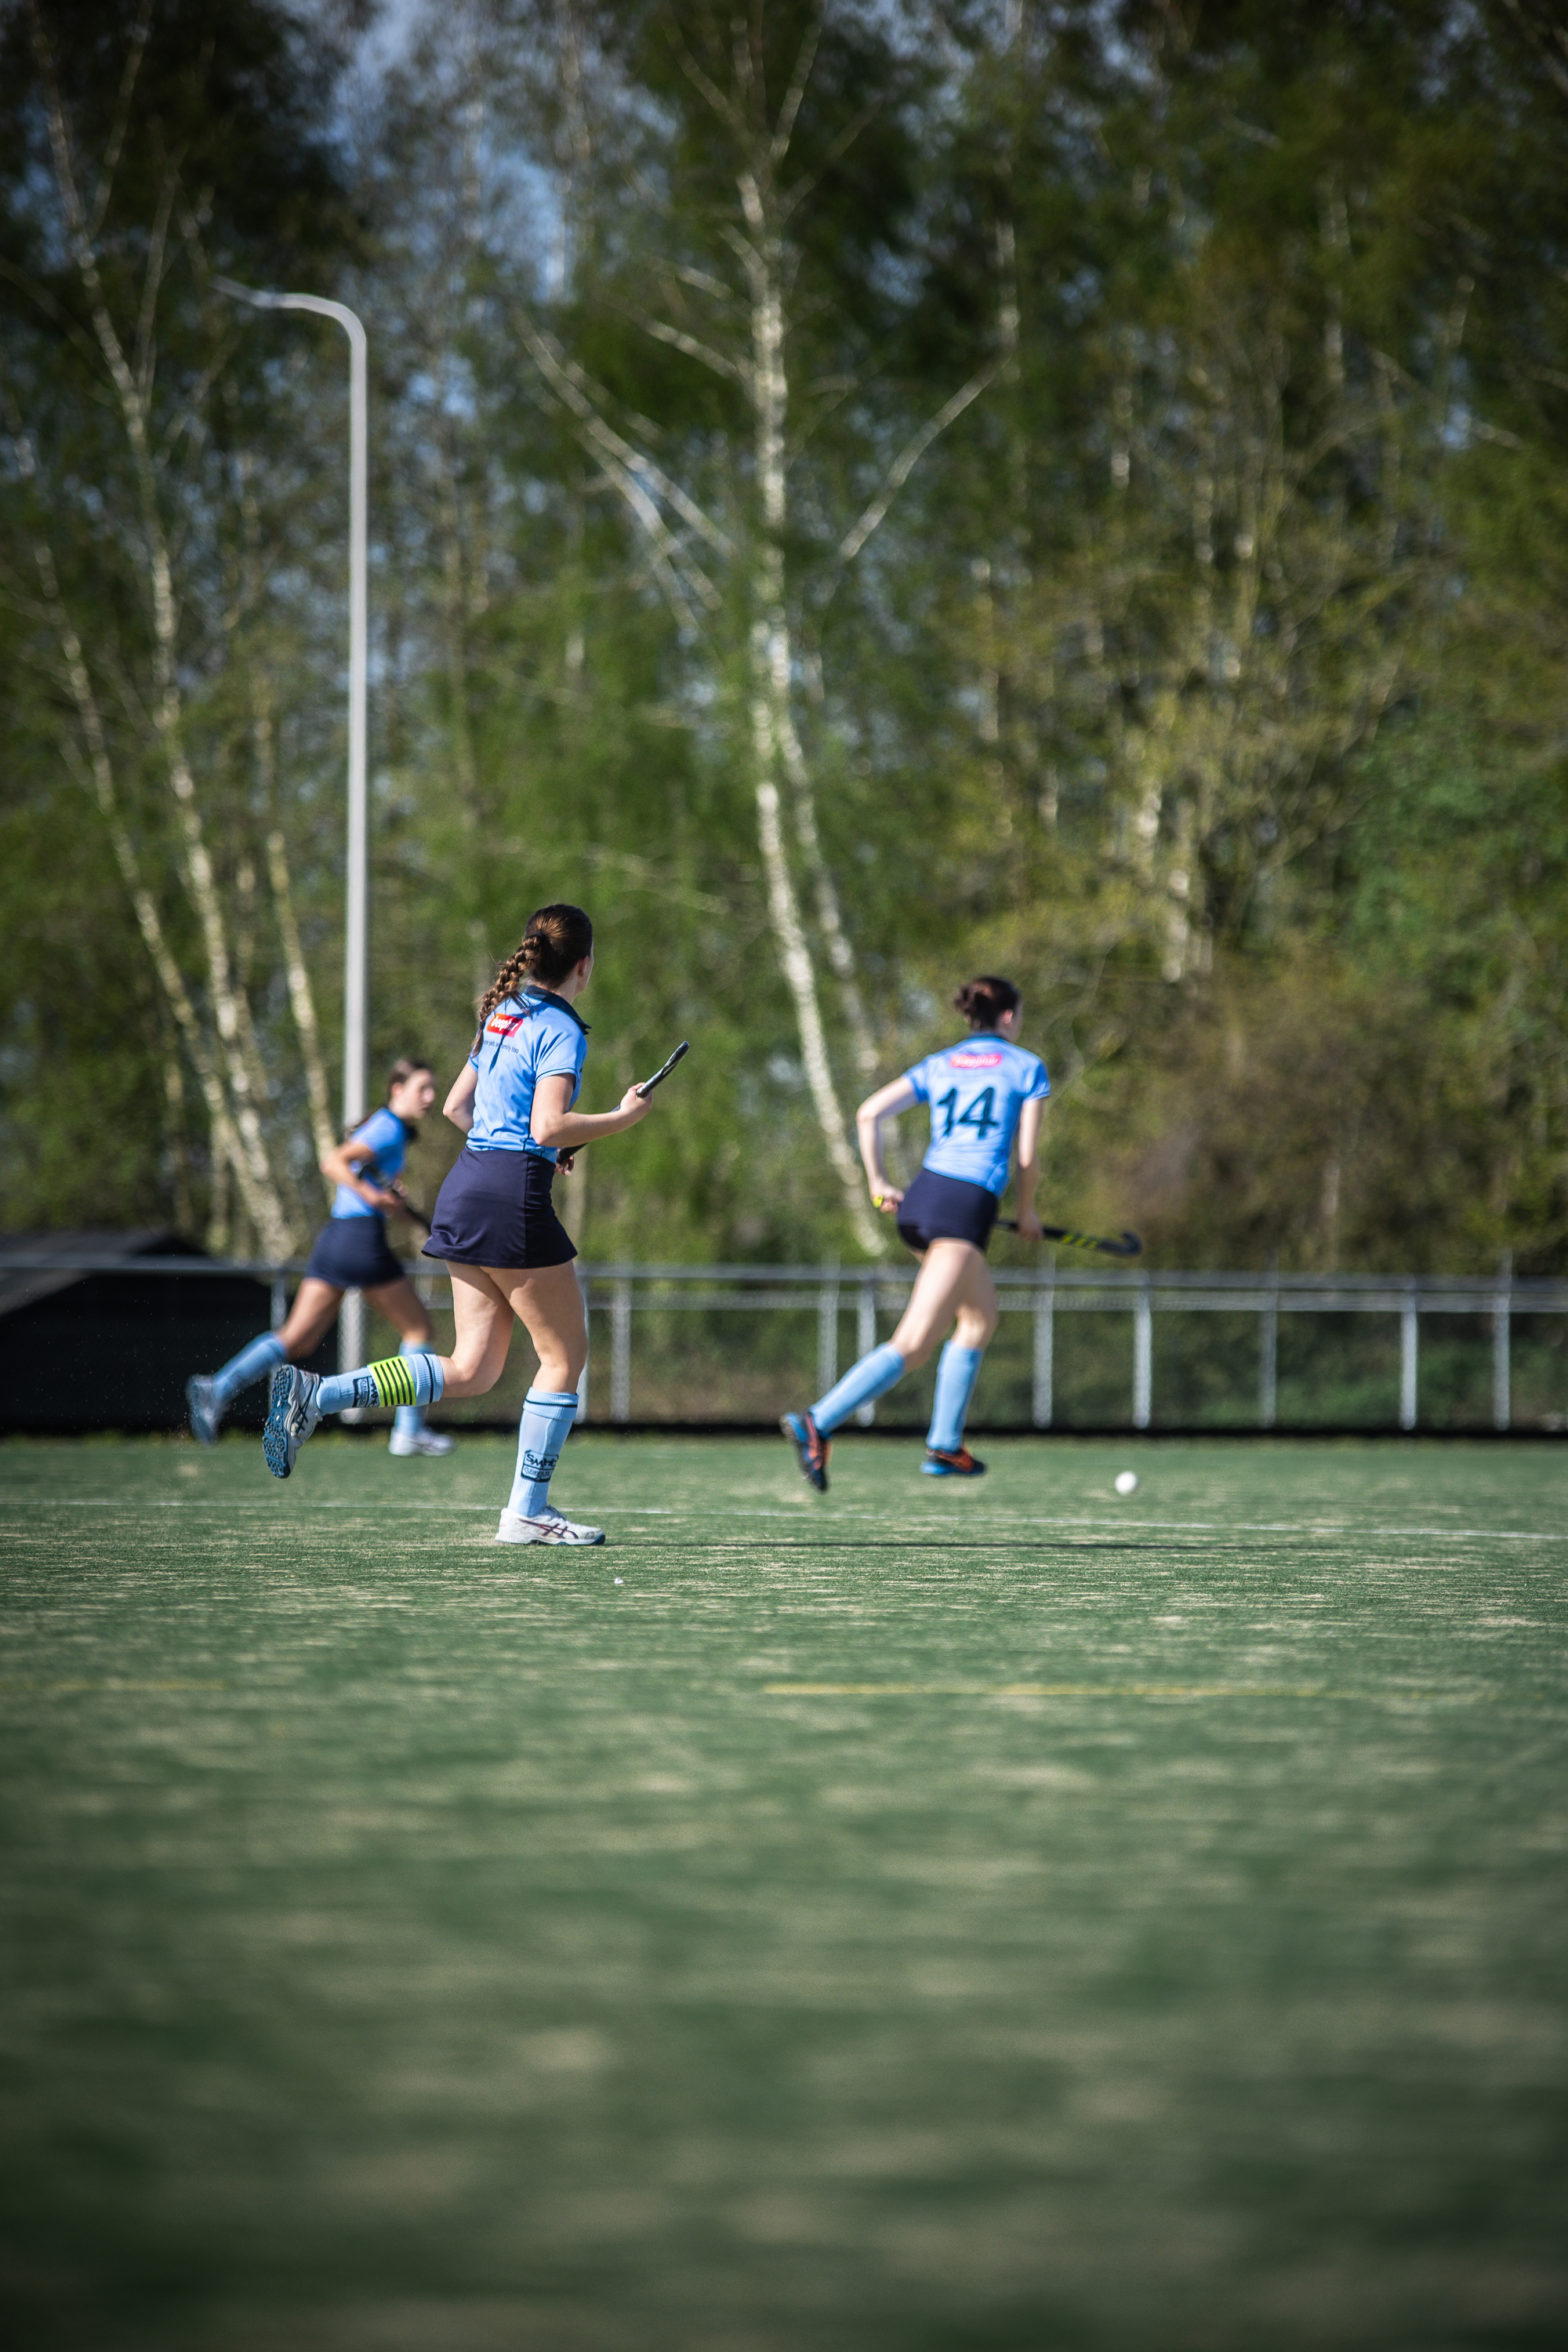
[263,1365,320,1480]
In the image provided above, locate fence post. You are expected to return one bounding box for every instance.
[611,1277,633,1425]
[1399,1282,1418,1431]
[818,1261,840,1398]
[339,1289,365,1422]
[1032,1272,1054,1428]
[855,1275,877,1425]
[575,1274,591,1424]
[1493,1250,1512,1432]
[1259,1282,1278,1430]
[1133,1280,1152,1430]
[270,1276,288,1332]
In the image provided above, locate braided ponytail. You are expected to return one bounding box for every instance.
[477,902,593,1028]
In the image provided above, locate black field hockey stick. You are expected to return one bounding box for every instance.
[636,1040,691,1098]
[358,1160,433,1232]
[997,1218,1143,1258]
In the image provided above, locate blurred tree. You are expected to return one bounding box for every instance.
[3,0,1563,1278]
[0,0,357,1247]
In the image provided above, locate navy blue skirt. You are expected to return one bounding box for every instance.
[304,1213,407,1290]
[423,1146,576,1271]
[897,1167,1000,1256]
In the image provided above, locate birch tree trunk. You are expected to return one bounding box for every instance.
[33,19,295,1258]
[736,175,880,1250]
[35,543,274,1249]
[267,830,337,1182]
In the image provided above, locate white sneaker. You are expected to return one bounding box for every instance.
[388,1428,456,1457]
[495,1506,605,1547]
[263,1365,323,1479]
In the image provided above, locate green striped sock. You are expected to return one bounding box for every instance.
[365,1353,441,1410]
[318,1354,445,1414]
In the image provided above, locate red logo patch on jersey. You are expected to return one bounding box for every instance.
[486,1012,527,1040]
[949,1051,1004,1069]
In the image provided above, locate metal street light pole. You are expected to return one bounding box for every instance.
[217,281,369,1379]
[216,280,368,1131]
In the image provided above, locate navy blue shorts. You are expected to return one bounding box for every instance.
[897,1167,1000,1256]
[304,1214,407,1290]
[422,1146,576,1272]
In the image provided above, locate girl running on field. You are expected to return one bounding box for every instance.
[187,1058,452,1457]
[782,975,1047,1489]
[262,903,654,1545]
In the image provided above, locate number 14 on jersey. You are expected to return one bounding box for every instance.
[935,1084,999,1138]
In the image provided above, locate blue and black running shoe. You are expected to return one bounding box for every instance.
[263,1365,324,1480]
[780,1409,830,1494]
[920,1444,986,1479]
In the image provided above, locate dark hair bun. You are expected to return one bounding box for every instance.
[954,975,1020,1030]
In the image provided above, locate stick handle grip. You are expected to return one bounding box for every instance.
[636,1040,691,1097]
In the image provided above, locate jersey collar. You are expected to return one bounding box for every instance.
[521,985,590,1033]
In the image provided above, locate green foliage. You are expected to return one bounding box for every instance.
[2,0,1564,1270]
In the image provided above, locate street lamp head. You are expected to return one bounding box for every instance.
[213,276,282,310]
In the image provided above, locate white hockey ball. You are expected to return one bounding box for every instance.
[1114,1470,1139,1497]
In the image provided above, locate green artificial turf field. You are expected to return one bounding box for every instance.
[1,1432,1565,2350]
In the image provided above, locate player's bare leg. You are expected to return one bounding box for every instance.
[918,1248,999,1477]
[438,1263,599,1544]
[888,1239,995,1370]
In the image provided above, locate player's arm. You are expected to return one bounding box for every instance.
[319,1135,399,1212]
[1013,1096,1046,1242]
[855,1076,919,1214]
[531,1070,651,1151]
[444,1062,479,1134]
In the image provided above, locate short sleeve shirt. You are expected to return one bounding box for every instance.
[332,1104,409,1220]
[466,988,589,1160]
[904,1034,1051,1197]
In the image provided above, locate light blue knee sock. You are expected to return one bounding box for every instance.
[927,1343,984,1452]
[392,1337,437,1438]
[316,1352,444,1416]
[212,1330,286,1405]
[811,1341,906,1436]
[509,1389,580,1518]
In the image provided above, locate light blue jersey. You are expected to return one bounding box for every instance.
[905,1034,1050,1196]
[467,988,588,1160]
[332,1104,409,1219]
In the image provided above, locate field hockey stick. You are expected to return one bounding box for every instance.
[997,1218,1143,1258]
[636,1040,691,1098]
[358,1160,433,1232]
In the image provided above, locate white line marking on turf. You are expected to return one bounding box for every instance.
[24,1499,1566,1541]
[38,1498,500,1512]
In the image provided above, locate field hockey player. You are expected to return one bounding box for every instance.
[782,975,1048,1487]
[186,1058,452,1457]
[263,903,655,1544]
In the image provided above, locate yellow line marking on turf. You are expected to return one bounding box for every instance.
[0,1679,229,1693]
[761,1681,1479,1700]
[996,1514,1568,1544]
